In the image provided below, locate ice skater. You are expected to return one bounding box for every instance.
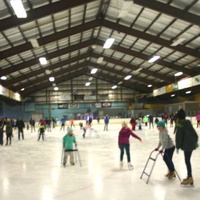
[118,121,142,170]
[62,127,77,167]
[5,118,13,146]
[155,120,176,179]
[38,124,45,141]
[175,109,199,185]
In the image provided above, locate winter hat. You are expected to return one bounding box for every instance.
[67,127,73,133]
[177,108,186,119]
[157,120,165,128]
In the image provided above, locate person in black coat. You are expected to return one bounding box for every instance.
[16,117,25,140]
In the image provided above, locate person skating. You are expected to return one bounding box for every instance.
[118,121,142,170]
[175,109,198,186]
[155,120,176,179]
[62,127,77,167]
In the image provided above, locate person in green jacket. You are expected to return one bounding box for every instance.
[175,108,198,186]
[62,127,77,167]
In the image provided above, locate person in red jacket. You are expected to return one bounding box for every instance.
[118,121,142,170]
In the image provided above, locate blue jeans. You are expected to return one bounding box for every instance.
[163,146,175,172]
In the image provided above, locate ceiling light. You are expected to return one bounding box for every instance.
[10,0,27,18]
[49,77,55,82]
[52,83,56,86]
[29,38,39,48]
[54,87,59,91]
[124,75,132,80]
[91,68,98,74]
[85,82,90,86]
[103,38,115,49]
[171,94,175,97]
[39,57,47,65]
[174,72,183,77]
[97,57,104,63]
[171,38,186,46]
[112,85,117,89]
[148,84,152,87]
[89,77,93,81]
[148,55,160,63]
[21,88,25,91]
[186,90,191,94]
[118,81,122,85]
[1,76,7,80]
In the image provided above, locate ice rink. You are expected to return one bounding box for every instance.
[0,121,200,200]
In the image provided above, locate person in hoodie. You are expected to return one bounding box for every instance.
[118,121,142,170]
[155,120,176,180]
[175,108,198,186]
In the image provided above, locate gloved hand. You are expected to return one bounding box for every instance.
[176,148,179,154]
[154,148,159,151]
[159,150,163,153]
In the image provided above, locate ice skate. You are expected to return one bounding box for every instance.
[128,162,133,170]
[120,161,123,169]
[168,171,176,179]
[181,177,194,186]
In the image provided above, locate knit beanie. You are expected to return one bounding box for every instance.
[177,108,186,119]
[157,120,165,128]
[67,127,73,133]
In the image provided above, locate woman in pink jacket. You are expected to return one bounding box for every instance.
[118,121,142,170]
[196,113,200,128]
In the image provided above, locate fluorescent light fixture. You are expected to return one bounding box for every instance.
[171,94,175,97]
[49,77,55,82]
[89,77,93,81]
[39,57,47,65]
[112,85,117,89]
[103,38,115,49]
[91,68,98,74]
[85,82,91,86]
[54,87,59,91]
[21,88,25,91]
[1,76,7,80]
[186,90,191,94]
[52,83,56,86]
[10,0,27,18]
[29,38,39,48]
[118,81,122,85]
[97,57,104,63]
[174,72,183,77]
[148,55,160,63]
[148,84,152,87]
[171,38,186,46]
[124,75,132,80]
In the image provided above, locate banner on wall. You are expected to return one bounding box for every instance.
[58,103,68,109]
[102,102,111,107]
[92,103,102,108]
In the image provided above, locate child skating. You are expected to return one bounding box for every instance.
[118,121,142,170]
[62,127,77,167]
[155,120,176,179]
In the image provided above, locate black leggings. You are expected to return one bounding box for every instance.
[119,144,131,162]
[184,151,193,177]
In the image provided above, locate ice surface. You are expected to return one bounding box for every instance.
[0,121,200,200]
